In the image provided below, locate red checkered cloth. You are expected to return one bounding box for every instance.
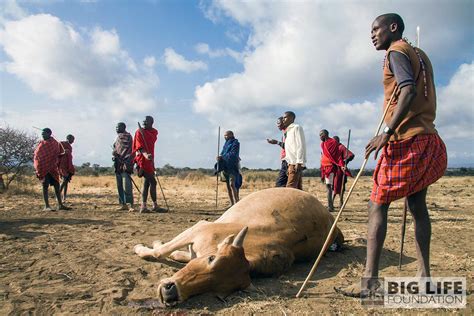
[58,141,75,177]
[34,138,61,182]
[371,133,447,204]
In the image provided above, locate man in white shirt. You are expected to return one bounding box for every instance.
[282,111,306,190]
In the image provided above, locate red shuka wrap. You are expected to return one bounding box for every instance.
[333,144,354,195]
[58,141,75,177]
[34,138,61,182]
[320,138,344,180]
[133,128,158,174]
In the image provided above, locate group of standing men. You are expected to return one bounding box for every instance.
[34,116,167,213]
[112,116,167,213]
[33,129,75,211]
[267,112,354,212]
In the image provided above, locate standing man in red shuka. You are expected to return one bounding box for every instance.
[319,129,345,212]
[34,128,71,211]
[338,13,447,298]
[332,135,354,208]
[58,134,75,204]
[133,116,167,213]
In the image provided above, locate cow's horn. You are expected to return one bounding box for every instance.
[232,227,248,248]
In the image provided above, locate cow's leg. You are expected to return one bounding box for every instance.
[169,245,197,263]
[134,221,208,259]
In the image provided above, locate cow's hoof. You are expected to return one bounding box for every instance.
[134,244,145,254]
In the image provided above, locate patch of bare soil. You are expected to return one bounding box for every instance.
[0,176,472,314]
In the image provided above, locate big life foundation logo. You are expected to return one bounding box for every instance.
[361,277,466,308]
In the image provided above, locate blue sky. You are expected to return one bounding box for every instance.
[1,0,473,169]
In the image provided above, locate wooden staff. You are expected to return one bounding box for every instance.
[295,87,399,298]
[137,122,170,212]
[215,126,221,209]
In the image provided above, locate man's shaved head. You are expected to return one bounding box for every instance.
[376,13,405,35]
[224,130,234,141]
[66,134,75,144]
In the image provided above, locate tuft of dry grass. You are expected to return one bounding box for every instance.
[243,171,278,183]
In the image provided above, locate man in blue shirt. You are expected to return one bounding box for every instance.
[217,130,240,206]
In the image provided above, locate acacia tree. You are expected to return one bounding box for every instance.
[0,126,38,191]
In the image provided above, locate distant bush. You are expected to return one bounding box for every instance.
[185,171,207,181]
[0,126,38,191]
[244,171,278,182]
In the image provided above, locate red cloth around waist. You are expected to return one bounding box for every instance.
[370,133,447,204]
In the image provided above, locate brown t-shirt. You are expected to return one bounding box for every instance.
[383,40,438,141]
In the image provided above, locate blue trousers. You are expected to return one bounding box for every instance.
[116,172,133,204]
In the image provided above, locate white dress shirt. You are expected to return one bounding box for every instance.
[284,123,307,166]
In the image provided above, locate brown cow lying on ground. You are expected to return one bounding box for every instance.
[134,187,344,306]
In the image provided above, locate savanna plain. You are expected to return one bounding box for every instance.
[0,173,472,315]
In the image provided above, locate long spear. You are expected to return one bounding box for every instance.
[295,87,399,298]
[398,26,421,269]
[215,126,221,209]
[137,122,169,212]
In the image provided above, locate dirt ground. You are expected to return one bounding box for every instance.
[0,175,472,314]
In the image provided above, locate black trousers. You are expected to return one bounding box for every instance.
[142,172,157,203]
[275,160,288,187]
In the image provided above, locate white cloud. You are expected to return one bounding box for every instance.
[195,42,243,62]
[0,0,26,25]
[90,27,120,56]
[143,56,157,67]
[0,13,159,113]
[437,62,474,140]
[163,48,207,73]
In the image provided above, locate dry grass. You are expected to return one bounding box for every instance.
[0,174,472,314]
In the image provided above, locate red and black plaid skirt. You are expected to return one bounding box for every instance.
[370,133,447,204]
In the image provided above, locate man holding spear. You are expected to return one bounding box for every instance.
[340,13,447,297]
[113,122,135,211]
[34,128,71,211]
[133,116,167,213]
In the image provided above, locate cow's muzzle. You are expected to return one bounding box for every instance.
[158,281,180,306]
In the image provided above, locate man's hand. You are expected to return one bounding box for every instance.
[365,133,390,160]
[266,138,278,145]
[143,152,152,160]
[216,155,222,161]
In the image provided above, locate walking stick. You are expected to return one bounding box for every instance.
[137,122,170,212]
[398,198,408,270]
[296,87,399,298]
[341,129,351,199]
[215,126,221,209]
[127,173,142,195]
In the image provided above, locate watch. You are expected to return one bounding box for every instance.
[383,126,395,135]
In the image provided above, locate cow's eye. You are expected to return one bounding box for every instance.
[208,255,216,264]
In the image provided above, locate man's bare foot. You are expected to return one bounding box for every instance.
[335,279,384,298]
[42,206,55,212]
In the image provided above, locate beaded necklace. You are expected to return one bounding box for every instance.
[383,38,428,98]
